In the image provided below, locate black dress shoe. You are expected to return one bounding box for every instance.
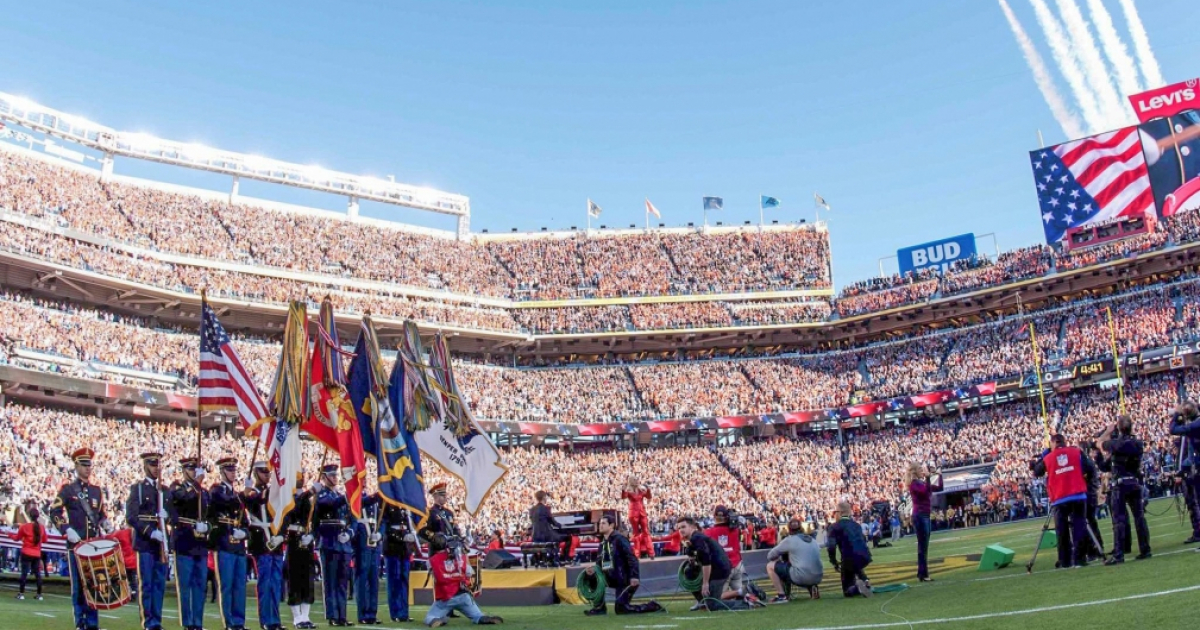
[1135,552,1152,560]
[390,618,412,623]
[584,607,607,616]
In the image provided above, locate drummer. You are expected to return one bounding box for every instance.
[48,446,112,630]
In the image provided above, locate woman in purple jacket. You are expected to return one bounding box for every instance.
[907,463,943,582]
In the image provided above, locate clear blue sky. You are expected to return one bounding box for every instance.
[1,0,1194,288]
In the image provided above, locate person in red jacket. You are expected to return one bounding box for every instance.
[660,529,682,556]
[423,534,503,628]
[705,506,745,599]
[621,478,654,558]
[758,522,778,549]
[10,507,46,600]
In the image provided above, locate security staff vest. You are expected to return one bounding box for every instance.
[1044,446,1088,504]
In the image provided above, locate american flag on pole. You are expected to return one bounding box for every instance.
[1031,126,1156,243]
[200,299,270,431]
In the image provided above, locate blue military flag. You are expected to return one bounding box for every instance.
[347,317,427,529]
[703,196,723,211]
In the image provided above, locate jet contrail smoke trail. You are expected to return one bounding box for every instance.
[999,0,1085,139]
[1029,0,1107,133]
[1115,0,1164,88]
[1084,0,1142,100]
[1053,0,1127,128]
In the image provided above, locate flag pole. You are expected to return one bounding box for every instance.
[1106,306,1126,414]
[1029,320,1050,448]
[586,199,591,232]
[759,194,764,227]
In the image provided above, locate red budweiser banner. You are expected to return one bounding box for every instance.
[1128,78,1199,122]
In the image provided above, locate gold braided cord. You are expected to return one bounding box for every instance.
[271,301,309,425]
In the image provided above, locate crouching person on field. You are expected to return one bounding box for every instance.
[584,515,663,616]
[825,503,873,598]
[424,534,503,627]
[766,519,824,603]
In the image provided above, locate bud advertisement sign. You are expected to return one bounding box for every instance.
[897,233,976,276]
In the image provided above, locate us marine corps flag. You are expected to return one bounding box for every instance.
[301,297,367,518]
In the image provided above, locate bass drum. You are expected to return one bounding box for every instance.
[74,538,132,610]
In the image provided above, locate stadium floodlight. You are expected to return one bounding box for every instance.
[0,91,470,224]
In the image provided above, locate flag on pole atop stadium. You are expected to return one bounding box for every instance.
[702,196,723,211]
[814,193,830,210]
[760,195,780,210]
[587,199,602,218]
[199,297,270,431]
[645,198,661,218]
[1031,126,1155,243]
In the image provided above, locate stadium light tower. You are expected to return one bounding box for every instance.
[0,92,472,238]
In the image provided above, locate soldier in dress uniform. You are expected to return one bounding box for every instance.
[352,493,384,625]
[243,461,285,630]
[211,457,250,630]
[284,472,318,630]
[381,502,416,623]
[48,447,112,630]
[124,452,169,630]
[420,483,460,542]
[170,456,212,630]
[314,463,356,627]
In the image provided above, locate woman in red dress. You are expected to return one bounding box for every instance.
[621,477,655,558]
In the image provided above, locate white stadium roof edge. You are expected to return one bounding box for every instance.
[0,91,824,244]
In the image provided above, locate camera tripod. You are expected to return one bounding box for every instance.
[1025,503,1107,573]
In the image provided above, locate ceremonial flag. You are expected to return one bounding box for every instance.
[398,322,507,516]
[587,199,602,218]
[760,195,780,210]
[702,196,723,211]
[645,198,661,218]
[199,299,270,431]
[302,298,366,518]
[349,316,428,529]
[263,301,309,533]
[814,193,830,210]
[1030,126,1155,243]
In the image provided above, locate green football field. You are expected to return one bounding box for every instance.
[3,497,1199,630]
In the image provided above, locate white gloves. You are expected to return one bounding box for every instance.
[66,528,81,544]
[100,519,113,534]
[269,535,285,549]
[232,529,247,541]
[195,469,206,481]
[403,533,417,543]
[195,522,210,535]
[300,534,314,547]
[150,529,165,542]
[157,508,169,519]
[244,478,256,492]
[369,533,383,545]
[311,483,323,495]
[337,532,351,544]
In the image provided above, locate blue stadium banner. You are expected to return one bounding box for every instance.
[897,233,976,276]
[703,196,723,211]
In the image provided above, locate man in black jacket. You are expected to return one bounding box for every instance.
[676,517,736,611]
[584,516,663,616]
[530,490,568,563]
[825,502,873,598]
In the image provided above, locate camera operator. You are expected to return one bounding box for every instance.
[582,515,663,616]
[1169,401,1200,544]
[1078,440,1105,562]
[1099,415,1152,564]
[675,517,749,611]
[1030,434,1095,569]
[704,506,746,600]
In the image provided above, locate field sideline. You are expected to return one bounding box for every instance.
[2,497,1197,630]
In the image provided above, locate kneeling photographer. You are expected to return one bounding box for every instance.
[1169,401,1200,544]
[581,515,663,616]
[1099,415,1152,564]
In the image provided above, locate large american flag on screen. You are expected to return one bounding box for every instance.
[200,300,270,430]
[1031,126,1156,243]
